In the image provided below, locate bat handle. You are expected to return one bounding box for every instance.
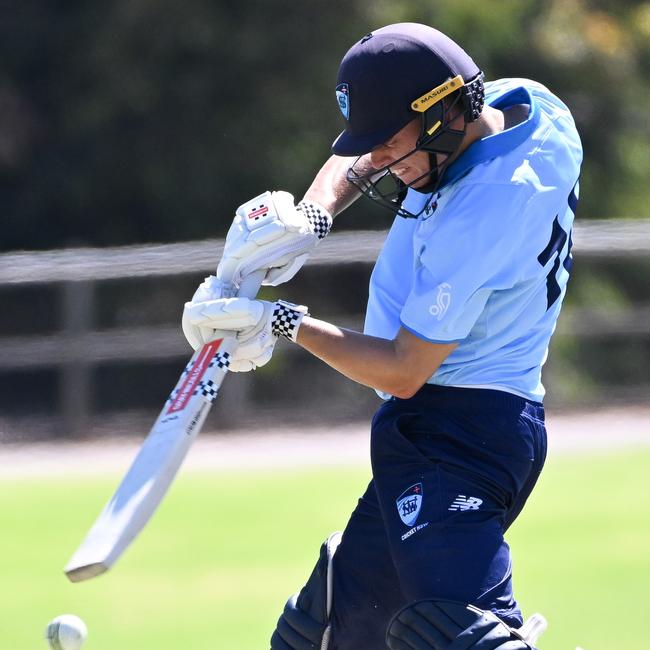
[237,269,266,299]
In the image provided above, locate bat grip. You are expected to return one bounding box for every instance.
[237,269,266,299]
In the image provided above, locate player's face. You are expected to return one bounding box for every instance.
[369,118,432,189]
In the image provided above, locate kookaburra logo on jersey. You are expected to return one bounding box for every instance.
[396,483,423,526]
[429,283,451,320]
[336,83,350,120]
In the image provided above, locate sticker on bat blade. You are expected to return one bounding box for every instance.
[186,401,209,437]
[166,339,223,414]
[159,413,180,426]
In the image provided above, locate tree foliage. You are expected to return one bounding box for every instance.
[1,1,649,251]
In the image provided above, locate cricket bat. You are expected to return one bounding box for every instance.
[64,272,263,582]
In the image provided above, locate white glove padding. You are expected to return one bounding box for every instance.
[181,275,237,351]
[183,297,274,371]
[217,191,332,289]
[183,297,309,372]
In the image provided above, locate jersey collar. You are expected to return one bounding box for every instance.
[437,85,540,191]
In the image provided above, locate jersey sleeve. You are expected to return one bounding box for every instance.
[399,182,529,343]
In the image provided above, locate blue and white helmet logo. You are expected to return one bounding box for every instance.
[396,483,423,526]
[336,83,350,120]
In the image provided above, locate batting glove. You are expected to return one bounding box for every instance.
[217,191,332,290]
[181,275,235,352]
[182,296,309,372]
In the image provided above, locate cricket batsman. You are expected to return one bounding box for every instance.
[182,23,582,650]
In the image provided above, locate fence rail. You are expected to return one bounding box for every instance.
[2,219,650,285]
[1,220,649,437]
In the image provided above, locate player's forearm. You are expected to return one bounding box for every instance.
[302,155,372,217]
[295,316,420,398]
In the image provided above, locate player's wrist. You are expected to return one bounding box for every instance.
[296,200,333,241]
[271,300,310,342]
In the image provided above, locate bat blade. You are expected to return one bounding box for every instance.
[64,337,231,582]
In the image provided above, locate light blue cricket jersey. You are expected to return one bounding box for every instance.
[364,78,583,401]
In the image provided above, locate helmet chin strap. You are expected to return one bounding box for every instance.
[415,86,467,185]
[399,74,484,202]
[413,122,467,196]
[345,93,471,218]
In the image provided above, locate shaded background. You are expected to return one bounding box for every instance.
[0,5,649,650]
[3,0,650,249]
[1,0,649,437]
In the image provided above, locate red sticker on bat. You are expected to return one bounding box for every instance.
[166,339,223,414]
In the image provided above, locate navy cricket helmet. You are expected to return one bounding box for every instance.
[332,23,485,217]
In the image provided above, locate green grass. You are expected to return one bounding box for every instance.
[1,448,649,649]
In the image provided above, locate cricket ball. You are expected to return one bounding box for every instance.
[45,614,87,650]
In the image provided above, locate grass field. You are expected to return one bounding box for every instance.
[1,446,649,649]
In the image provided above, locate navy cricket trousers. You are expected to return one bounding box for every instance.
[328,385,547,649]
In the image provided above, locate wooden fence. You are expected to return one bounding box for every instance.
[1,221,649,436]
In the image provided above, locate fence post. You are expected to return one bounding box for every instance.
[59,280,94,437]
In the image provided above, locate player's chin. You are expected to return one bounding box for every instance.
[408,172,432,189]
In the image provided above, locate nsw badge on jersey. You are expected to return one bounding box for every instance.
[396,483,423,526]
[336,83,350,120]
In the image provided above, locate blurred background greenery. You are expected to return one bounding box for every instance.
[2,0,650,251]
[0,6,648,649]
[1,2,649,434]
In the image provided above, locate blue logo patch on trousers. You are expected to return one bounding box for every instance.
[396,483,423,526]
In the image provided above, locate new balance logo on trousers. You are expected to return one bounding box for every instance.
[448,495,483,511]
